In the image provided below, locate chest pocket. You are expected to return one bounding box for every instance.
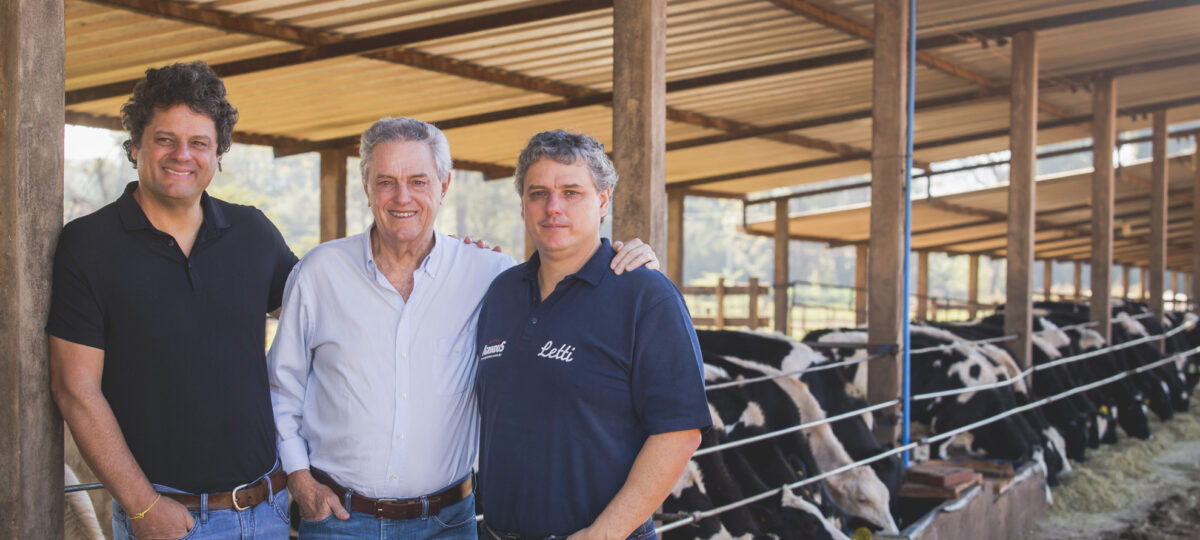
[431,335,474,396]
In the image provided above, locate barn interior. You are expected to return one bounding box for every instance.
[5,0,1200,538]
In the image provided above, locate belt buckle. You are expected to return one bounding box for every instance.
[374,498,399,518]
[230,480,254,511]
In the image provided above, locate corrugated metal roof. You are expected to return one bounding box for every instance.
[62,0,1200,269]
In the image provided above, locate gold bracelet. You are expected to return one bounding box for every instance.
[129,493,161,520]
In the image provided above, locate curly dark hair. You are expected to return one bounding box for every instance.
[120,62,238,166]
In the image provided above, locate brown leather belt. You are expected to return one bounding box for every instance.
[162,466,287,512]
[313,471,472,520]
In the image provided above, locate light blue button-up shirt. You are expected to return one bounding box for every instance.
[268,227,514,498]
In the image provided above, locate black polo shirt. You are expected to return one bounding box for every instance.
[48,181,298,493]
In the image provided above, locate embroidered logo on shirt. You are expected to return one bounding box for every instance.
[537,340,575,363]
[481,339,506,360]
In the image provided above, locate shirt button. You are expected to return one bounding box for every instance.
[400,353,407,359]
[390,475,397,480]
[398,433,405,440]
[167,240,175,246]
[531,317,538,325]
[401,393,407,399]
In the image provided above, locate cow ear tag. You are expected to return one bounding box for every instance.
[1144,398,1151,405]
[1098,405,1109,415]
[853,527,874,540]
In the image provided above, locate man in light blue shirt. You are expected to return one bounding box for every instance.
[268,117,657,540]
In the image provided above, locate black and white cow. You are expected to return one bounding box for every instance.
[696,331,899,534]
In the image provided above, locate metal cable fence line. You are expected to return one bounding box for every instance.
[920,344,1200,447]
[657,440,921,534]
[910,333,1017,355]
[691,399,901,458]
[705,348,892,392]
[659,343,1200,534]
[911,319,1195,402]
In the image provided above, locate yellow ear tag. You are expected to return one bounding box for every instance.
[1099,405,1109,415]
[1144,398,1152,406]
[853,527,874,540]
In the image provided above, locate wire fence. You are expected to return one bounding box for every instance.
[655,316,1199,534]
[64,310,1199,539]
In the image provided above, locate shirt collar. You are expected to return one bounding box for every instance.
[521,238,612,288]
[362,224,442,279]
[115,181,230,233]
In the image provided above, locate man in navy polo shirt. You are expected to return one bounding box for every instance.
[49,62,296,540]
[475,130,711,540]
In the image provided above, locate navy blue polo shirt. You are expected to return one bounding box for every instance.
[475,239,711,536]
[47,181,298,493]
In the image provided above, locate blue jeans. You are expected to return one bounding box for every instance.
[112,465,291,540]
[299,492,477,540]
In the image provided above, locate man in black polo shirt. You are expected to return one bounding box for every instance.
[475,130,711,540]
[48,62,297,540]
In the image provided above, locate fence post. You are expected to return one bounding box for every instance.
[748,277,760,330]
[716,276,726,330]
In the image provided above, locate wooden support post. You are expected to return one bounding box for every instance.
[1073,261,1083,300]
[1091,75,1116,341]
[716,277,726,330]
[1005,30,1038,373]
[1043,260,1053,300]
[667,191,684,287]
[867,0,909,444]
[1122,264,1131,300]
[1,0,65,535]
[917,251,930,320]
[1193,144,1200,306]
[612,0,667,253]
[968,254,980,320]
[1150,111,1168,321]
[748,277,760,330]
[319,148,348,243]
[856,244,869,325]
[1143,267,1150,301]
[774,200,790,334]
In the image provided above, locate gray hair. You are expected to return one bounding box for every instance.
[359,117,453,183]
[513,130,618,196]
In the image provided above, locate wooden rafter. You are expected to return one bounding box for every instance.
[766,0,1077,118]
[667,50,1200,152]
[83,0,866,165]
[668,93,1200,189]
[67,0,615,104]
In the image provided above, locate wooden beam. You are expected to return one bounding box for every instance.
[1091,75,1116,339]
[1073,261,1083,299]
[1005,30,1037,373]
[867,0,908,445]
[1043,260,1054,299]
[969,254,980,319]
[65,0,615,105]
[1194,143,1200,305]
[768,0,1075,123]
[667,93,1200,190]
[856,244,869,325]
[64,110,309,151]
[85,1,862,161]
[667,191,684,287]
[1143,267,1151,301]
[611,0,666,254]
[667,50,1200,153]
[1123,264,1132,299]
[774,200,790,334]
[319,148,347,243]
[1,0,64,536]
[1150,111,1169,321]
[917,251,930,320]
